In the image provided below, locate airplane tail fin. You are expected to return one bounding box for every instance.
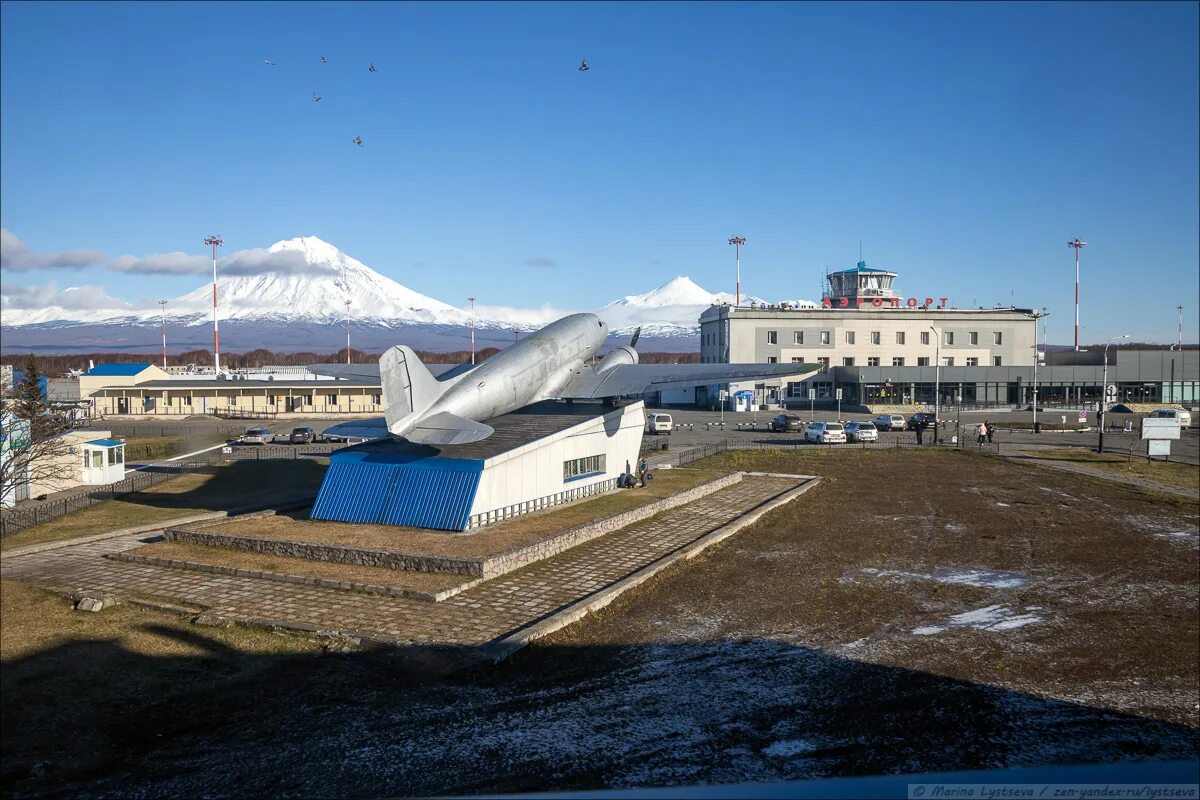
[403,411,494,445]
[379,345,450,434]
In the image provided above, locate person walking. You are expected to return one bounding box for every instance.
[977,421,988,445]
[915,418,924,445]
[638,458,648,487]
[985,420,994,444]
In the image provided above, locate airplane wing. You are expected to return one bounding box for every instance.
[556,363,823,399]
[307,363,471,381]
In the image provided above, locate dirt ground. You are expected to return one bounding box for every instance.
[2,448,1196,797]
[212,465,726,559]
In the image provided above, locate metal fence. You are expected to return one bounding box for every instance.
[0,463,208,538]
[0,443,343,538]
[102,422,249,438]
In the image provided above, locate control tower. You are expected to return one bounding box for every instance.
[823,261,899,306]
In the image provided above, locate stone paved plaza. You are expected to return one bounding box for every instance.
[1,475,807,649]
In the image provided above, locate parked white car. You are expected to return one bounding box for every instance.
[844,420,878,442]
[804,421,846,444]
[241,427,274,445]
[646,413,673,435]
[1149,408,1192,427]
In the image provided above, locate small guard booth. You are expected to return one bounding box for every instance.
[80,437,126,484]
[311,401,646,531]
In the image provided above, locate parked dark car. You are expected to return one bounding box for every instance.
[907,413,941,430]
[289,426,318,444]
[770,413,805,432]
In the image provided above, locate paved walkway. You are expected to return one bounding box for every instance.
[1,476,805,647]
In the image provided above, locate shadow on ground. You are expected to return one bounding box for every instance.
[4,623,1197,798]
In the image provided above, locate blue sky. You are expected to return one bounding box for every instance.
[1,0,1197,343]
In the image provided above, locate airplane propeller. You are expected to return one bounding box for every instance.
[630,326,641,349]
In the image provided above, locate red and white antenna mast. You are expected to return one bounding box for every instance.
[728,236,746,306]
[345,300,352,364]
[204,234,223,371]
[1067,238,1086,351]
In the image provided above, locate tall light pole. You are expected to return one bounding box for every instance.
[1032,309,1049,433]
[158,300,169,369]
[204,234,223,371]
[728,236,746,306]
[1177,305,1184,351]
[930,325,941,445]
[344,300,352,364]
[1067,238,1086,351]
[1098,334,1130,453]
[468,297,476,365]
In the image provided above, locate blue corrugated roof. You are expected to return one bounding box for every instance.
[829,260,894,275]
[86,363,153,376]
[85,438,124,447]
[311,450,483,531]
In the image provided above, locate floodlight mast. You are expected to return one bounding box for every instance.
[728,236,746,306]
[158,300,168,369]
[1067,238,1086,351]
[1177,305,1184,351]
[204,235,223,371]
[469,297,477,365]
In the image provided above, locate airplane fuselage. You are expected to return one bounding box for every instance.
[413,312,608,429]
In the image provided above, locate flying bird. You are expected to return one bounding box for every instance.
[264,59,277,66]
[312,92,321,102]
[578,58,589,71]
[352,136,364,147]
[368,62,377,72]
[320,56,327,63]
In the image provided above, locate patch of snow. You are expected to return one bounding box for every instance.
[861,567,1028,590]
[762,739,818,757]
[912,605,1042,636]
[995,502,1011,507]
[944,523,967,533]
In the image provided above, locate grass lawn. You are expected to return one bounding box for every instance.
[119,433,233,461]
[1013,447,1199,490]
[1,460,328,552]
[214,464,729,559]
[0,580,324,787]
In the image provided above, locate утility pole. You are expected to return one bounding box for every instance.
[204,235,223,371]
[345,300,352,364]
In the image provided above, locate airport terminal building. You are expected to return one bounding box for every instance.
[696,262,1198,409]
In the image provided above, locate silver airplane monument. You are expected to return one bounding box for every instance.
[314,312,818,445]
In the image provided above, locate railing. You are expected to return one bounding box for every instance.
[210,407,278,420]
[0,443,345,538]
[666,432,1002,467]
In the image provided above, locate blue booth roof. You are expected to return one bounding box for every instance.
[85,438,124,447]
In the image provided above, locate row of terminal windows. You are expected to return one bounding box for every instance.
[726,330,1007,346]
[755,355,1002,367]
[563,454,606,481]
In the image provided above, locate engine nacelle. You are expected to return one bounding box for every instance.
[595,345,639,374]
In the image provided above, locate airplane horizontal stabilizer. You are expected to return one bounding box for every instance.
[403,411,495,446]
[321,417,390,442]
[557,363,823,398]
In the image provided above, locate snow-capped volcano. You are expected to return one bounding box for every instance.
[597,275,770,334]
[167,236,468,326]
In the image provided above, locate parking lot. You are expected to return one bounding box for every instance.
[644,407,1200,465]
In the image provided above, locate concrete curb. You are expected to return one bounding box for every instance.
[0,498,314,560]
[105,551,481,602]
[476,476,822,664]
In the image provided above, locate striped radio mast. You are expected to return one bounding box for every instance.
[204,234,223,371]
[1067,238,1086,351]
[158,300,168,368]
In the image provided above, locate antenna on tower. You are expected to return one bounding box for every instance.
[859,240,862,262]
